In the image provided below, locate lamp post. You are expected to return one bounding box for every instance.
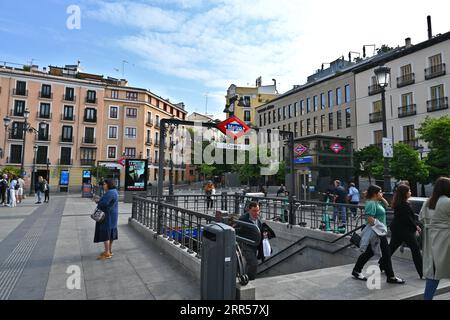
[418,145,428,197]
[30,144,38,196]
[20,109,30,177]
[374,65,392,194]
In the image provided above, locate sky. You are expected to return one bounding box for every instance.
[1,0,449,120]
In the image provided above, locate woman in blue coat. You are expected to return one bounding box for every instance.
[94,179,119,260]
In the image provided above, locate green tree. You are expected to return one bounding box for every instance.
[276,161,286,184]
[377,44,394,54]
[417,116,450,182]
[232,147,271,186]
[0,166,21,177]
[354,145,384,183]
[390,143,429,184]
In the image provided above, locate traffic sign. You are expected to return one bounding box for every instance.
[216,116,250,140]
[118,157,126,167]
[294,144,308,156]
[382,138,393,158]
[330,143,344,154]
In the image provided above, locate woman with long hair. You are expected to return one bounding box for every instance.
[378,184,422,278]
[420,177,450,300]
[352,185,405,284]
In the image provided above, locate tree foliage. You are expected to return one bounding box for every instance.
[0,166,21,177]
[354,145,383,182]
[390,143,429,183]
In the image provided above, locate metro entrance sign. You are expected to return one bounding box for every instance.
[294,144,307,156]
[330,143,344,154]
[216,116,250,140]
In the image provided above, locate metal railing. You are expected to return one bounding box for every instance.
[12,89,28,96]
[425,63,446,80]
[36,112,52,119]
[63,94,76,102]
[61,114,75,121]
[398,104,417,118]
[369,111,383,123]
[39,91,53,99]
[368,84,383,96]
[396,73,415,88]
[427,97,448,112]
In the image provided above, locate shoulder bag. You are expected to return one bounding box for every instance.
[91,207,106,223]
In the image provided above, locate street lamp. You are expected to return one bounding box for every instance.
[374,65,392,194]
[30,144,38,196]
[418,145,429,197]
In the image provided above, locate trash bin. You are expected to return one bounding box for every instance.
[200,223,237,300]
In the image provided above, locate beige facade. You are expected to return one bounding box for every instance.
[355,33,450,150]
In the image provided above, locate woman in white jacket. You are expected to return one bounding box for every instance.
[420,177,450,300]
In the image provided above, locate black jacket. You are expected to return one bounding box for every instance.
[237,213,276,260]
[390,201,417,234]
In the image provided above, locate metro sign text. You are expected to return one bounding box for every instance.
[217,116,250,140]
[294,144,308,156]
[330,143,344,154]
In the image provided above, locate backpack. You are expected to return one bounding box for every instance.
[14,181,19,190]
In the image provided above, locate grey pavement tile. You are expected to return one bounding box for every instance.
[44,288,87,300]
[85,274,150,299]
[146,280,199,300]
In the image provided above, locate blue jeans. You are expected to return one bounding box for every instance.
[333,204,347,225]
[424,279,440,300]
[36,191,43,203]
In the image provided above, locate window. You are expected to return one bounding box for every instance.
[263,113,267,126]
[403,125,415,141]
[288,104,292,118]
[244,110,251,122]
[15,81,26,95]
[124,148,136,158]
[9,145,22,163]
[320,115,325,133]
[62,126,73,142]
[125,127,137,139]
[84,127,95,143]
[402,93,414,106]
[313,117,318,134]
[146,129,151,143]
[273,110,276,123]
[109,106,118,119]
[277,108,281,121]
[294,102,298,117]
[306,119,311,135]
[337,110,342,129]
[13,100,25,116]
[41,84,52,98]
[313,96,318,112]
[36,146,48,164]
[288,123,291,132]
[300,100,304,115]
[65,87,75,101]
[320,93,326,110]
[306,98,311,113]
[108,126,118,139]
[345,108,351,128]
[38,123,49,140]
[126,91,138,101]
[374,130,383,145]
[328,90,333,108]
[147,112,152,124]
[268,112,271,125]
[155,150,159,163]
[155,132,159,144]
[300,120,304,137]
[126,108,138,118]
[86,90,97,103]
[39,103,51,119]
[146,149,150,159]
[373,100,382,113]
[63,105,74,121]
[11,122,25,139]
[80,148,96,163]
[336,87,342,105]
[328,113,334,131]
[243,96,251,107]
[401,64,412,76]
[430,84,444,100]
[108,146,117,159]
[294,122,298,138]
[259,114,262,126]
[84,108,97,122]
[111,90,119,99]
[154,169,158,180]
[60,147,72,165]
[429,53,442,67]
[156,115,160,127]
[345,85,351,103]
[283,106,286,119]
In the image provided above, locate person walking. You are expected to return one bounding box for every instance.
[8,175,18,208]
[17,176,25,204]
[352,185,405,284]
[43,179,50,203]
[276,184,286,197]
[348,183,360,218]
[333,180,348,228]
[204,181,215,210]
[378,184,423,279]
[94,179,119,260]
[420,177,450,300]
[0,174,8,206]
[35,176,45,204]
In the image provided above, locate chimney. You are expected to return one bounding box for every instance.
[427,15,432,40]
[405,38,412,48]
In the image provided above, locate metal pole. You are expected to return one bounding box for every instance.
[420,151,426,197]
[381,89,392,193]
[29,149,36,196]
[288,132,296,226]
[20,118,27,177]
[157,120,166,235]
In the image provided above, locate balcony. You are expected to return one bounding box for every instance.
[60,136,74,143]
[154,121,160,129]
[396,73,415,88]
[146,119,153,127]
[80,159,96,166]
[146,138,153,146]
[36,112,52,120]
[398,104,417,118]
[9,109,25,117]
[85,97,98,104]
[36,158,49,165]
[39,91,53,100]
[425,63,446,80]
[83,117,97,123]
[401,139,419,150]
[63,94,76,102]
[61,114,75,122]
[6,157,21,164]
[368,84,383,96]
[58,158,73,165]
[427,97,449,113]
[12,89,28,97]
[82,137,96,144]
[8,132,24,140]
[35,134,51,142]
[154,141,160,147]
[369,111,383,123]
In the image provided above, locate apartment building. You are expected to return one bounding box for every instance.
[0,63,187,191]
[354,32,450,150]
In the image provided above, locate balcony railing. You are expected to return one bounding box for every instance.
[80,159,96,166]
[401,139,419,150]
[61,114,75,121]
[154,141,160,147]
[146,119,153,127]
[9,109,24,117]
[6,157,21,164]
[154,121,160,129]
[85,97,98,104]
[398,104,417,118]
[60,136,74,143]
[146,138,153,146]
[8,132,24,140]
[396,73,415,88]
[59,158,73,165]
[35,135,51,142]
[39,92,53,99]
[369,111,383,123]
[36,112,52,119]
[427,97,449,112]
[36,158,48,165]
[368,84,383,96]
[83,117,97,123]
[82,137,96,144]
[12,89,28,96]
[425,63,446,80]
[63,94,76,102]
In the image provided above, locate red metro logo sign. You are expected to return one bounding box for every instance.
[217,116,251,140]
[330,143,344,154]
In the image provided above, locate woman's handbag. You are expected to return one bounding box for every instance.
[349,224,366,248]
[91,207,106,223]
